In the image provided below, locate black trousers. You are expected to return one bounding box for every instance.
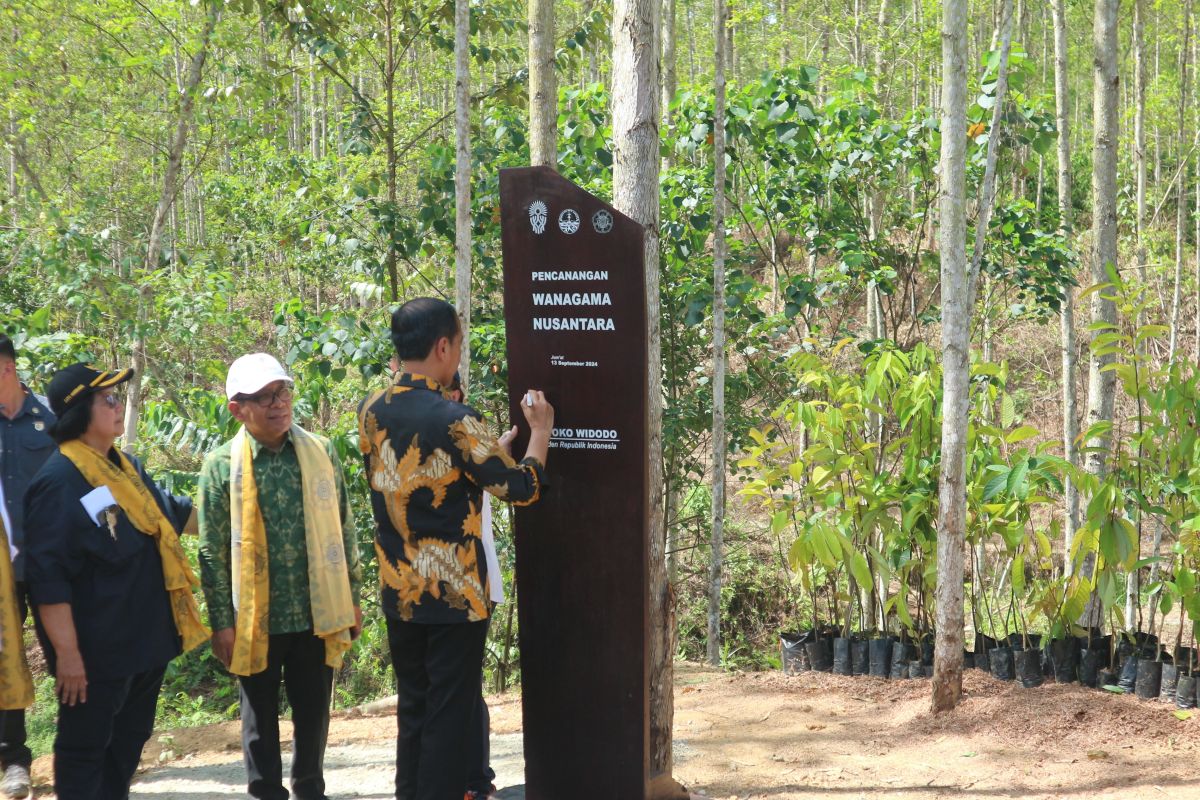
[54,665,166,800]
[0,583,30,770]
[466,613,495,795]
[238,630,333,800]
[466,693,494,794]
[388,618,488,800]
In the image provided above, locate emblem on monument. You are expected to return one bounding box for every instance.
[592,209,614,234]
[528,200,548,234]
[558,208,581,234]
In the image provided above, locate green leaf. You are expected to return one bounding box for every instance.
[1005,426,1039,445]
[1000,393,1016,427]
[1098,519,1134,569]
[1006,459,1030,499]
[848,551,872,589]
[982,470,1009,502]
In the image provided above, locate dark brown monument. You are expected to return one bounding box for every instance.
[499,167,684,799]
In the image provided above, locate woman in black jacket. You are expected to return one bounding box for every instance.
[23,363,207,800]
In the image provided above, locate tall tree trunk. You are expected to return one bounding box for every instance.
[707,0,727,669]
[384,0,400,300]
[1124,0,1150,631]
[1052,0,1080,577]
[931,0,971,716]
[1169,1,1193,364]
[1134,0,1147,292]
[1077,0,1121,614]
[1083,0,1120,455]
[662,0,679,579]
[662,0,678,148]
[455,0,472,387]
[727,20,736,87]
[781,0,790,62]
[1195,26,1200,360]
[528,0,556,167]
[310,53,320,160]
[612,0,677,786]
[6,93,16,226]
[125,1,219,446]
[873,0,892,110]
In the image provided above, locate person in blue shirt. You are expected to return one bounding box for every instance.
[0,335,55,799]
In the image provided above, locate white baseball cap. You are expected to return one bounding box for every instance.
[225,353,294,400]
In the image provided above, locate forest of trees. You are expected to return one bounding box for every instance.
[5,0,1200,744]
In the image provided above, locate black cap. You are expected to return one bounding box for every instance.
[46,363,134,416]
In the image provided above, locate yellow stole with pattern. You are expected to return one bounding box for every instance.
[58,440,209,654]
[228,426,355,677]
[0,512,32,710]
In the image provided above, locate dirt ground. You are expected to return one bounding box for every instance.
[28,662,1200,799]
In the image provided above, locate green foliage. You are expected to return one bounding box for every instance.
[739,337,1075,646]
[1,0,1183,699]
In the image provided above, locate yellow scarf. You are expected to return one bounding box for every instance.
[58,440,209,654]
[0,512,32,710]
[228,426,355,677]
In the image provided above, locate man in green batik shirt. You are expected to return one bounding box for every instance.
[199,353,362,800]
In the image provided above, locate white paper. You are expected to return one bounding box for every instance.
[481,494,505,604]
[0,472,13,560]
[80,486,117,527]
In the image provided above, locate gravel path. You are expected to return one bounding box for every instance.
[128,733,527,799]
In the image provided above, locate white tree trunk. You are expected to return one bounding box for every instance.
[1077,0,1121,613]
[931,0,970,715]
[1123,0,1147,618]
[661,0,680,582]
[454,0,472,386]
[528,0,557,168]
[1051,0,1080,577]
[1134,0,1147,290]
[707,0,727,669]
[612,0,676,783]
[662,0,678,141]
[1168,3,1193,364]
[6,107,15,227]
[1083,0,1120,481]
[966,0,1014,302]
[125,1,219,446]
[873,0,892,110]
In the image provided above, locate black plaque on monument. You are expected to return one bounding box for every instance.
[499,167,655,799]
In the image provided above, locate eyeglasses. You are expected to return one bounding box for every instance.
[238,385,293,408]
[97,392,124,408]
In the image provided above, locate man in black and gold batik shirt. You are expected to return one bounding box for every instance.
[360,298,552,800]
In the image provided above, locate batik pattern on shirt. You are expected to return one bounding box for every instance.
[360,373,544,624]
[198,433,361,635]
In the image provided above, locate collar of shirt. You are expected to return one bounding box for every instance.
[4,384,44,422]
[393,372,445,394]
[246,429,295,458]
